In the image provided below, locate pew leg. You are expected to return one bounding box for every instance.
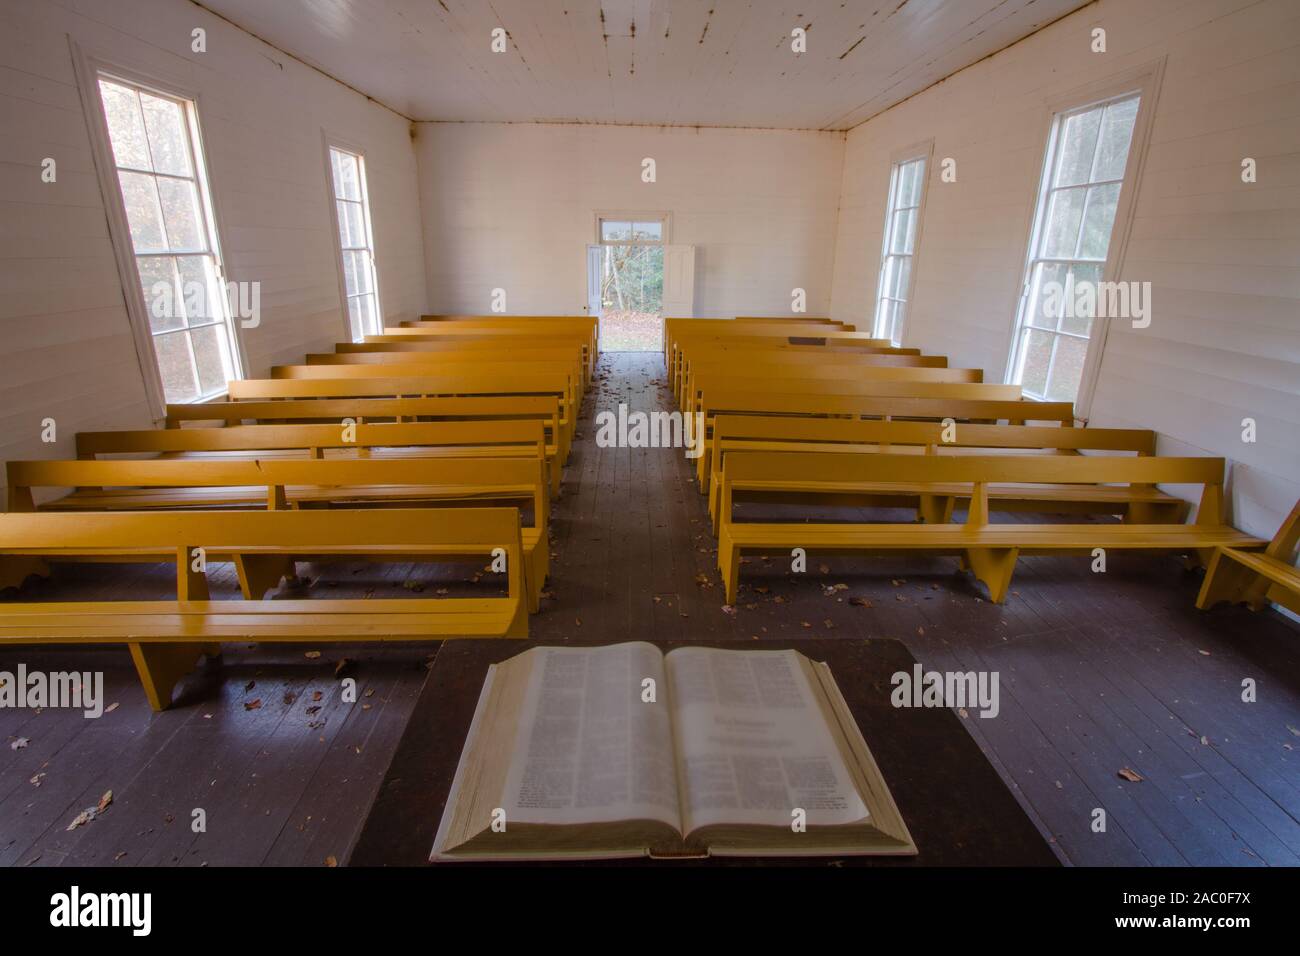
[525,544,548,614]
[695,448,710,492]
[128,641,212,711]
[506,596,529,638]
[917,495,955,525]
[964,548,1019,604]
[0,556,50,592]
[1195,550,1263,610]
[235,555,296,599]
[709,482,722,536]
[719,532,741,606]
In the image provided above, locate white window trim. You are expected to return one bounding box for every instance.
[322,133,384,341]
[69,39,247,418]
[872,139,934,345]
[1004,58,1165,421]
[593,210,672,246]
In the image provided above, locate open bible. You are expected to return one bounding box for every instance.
[431,642,916,860]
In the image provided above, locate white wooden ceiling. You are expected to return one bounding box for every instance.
[198,0,1090,129]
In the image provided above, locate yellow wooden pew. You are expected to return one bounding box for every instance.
[1196,500,1300,614]
[6,456,550,612]
[163,395,570,463]
[76,419,562,497]
[703,416,1178,532]
[0,508,527,709]
[693,390,1077,486]
[715,451,1264,604]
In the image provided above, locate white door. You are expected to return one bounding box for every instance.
[661,244,696,317]
[586,244,604,318]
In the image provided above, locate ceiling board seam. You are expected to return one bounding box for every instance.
[838,0,1100,132]
[188,0,417,122]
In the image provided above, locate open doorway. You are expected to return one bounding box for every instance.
[589,217,664,351]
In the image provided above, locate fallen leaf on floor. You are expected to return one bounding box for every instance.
[304,651,321,659]
[1198,649,1210,656]
[402,580,424,592]
[823,619,835,629]
[244,699,262,711]
[104,702,119,715]
[334,659,352,678]
[958,708,969,719]
[283,692,297,706]
[1117,768,1144,783]
[324,855,338,867]
[30,773,45,787]
[114,851,127,862]
[312,691,323,702]
[244,680,256,692]
[721,604,737,616]
[97,790,113,813]
[801,621,812,629]
[849,597,872,608]
[818,564,830,575]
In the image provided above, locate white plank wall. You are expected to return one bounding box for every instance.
[415,122,844,318]
[828,0,1300,538]
[0,0,426,493]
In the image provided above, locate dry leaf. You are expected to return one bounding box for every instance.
[1117,767,1144,783]
[324,855,338,867]
[97,790,113,813]
[11,737,29,751]
[104,702,119,715]
[304,651,321,659]
[244,699,262,711]
[849,597,872,608]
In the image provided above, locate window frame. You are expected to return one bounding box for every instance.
[323,135,384,342]
[1004,61,1164,420]
[593,210,672,247]
[872,140,933,345]
[71,41,246,417]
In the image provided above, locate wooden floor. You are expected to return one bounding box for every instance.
[2,352,1297,867]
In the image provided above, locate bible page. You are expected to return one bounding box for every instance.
[499,642,681,829]
[667,647,870,832]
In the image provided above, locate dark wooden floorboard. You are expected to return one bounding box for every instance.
[1,351,1296,866]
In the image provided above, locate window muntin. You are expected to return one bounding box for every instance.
[329,146,382,341]
[1008,93,1141,403]
[98,76,239,403]
[873,156,926,345]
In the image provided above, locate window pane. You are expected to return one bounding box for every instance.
[1046,334,1087,402]
[354,294,377,335]
[191,324,232,396]
[601,220,632,242]
[632,221,662,241]
[139,92,192,177]
[139,256,185,333]
[888,255,911,300]
[1041,186,1086,258]
[1093,96,1140,182]
[337,200,365,248]
[876,298,895,341]
[157,177,206,252]
[1029,261,1067,329]
[346,297,363,339]
[1053,106,1103,187]
[1077,182,1120,260]
[1061,263,1102,335]
[330,149,362,200]
[1019,328,1053,397]
[118,171,167,252]
[99,80,152,170]
[154,331,198,402]
[343,250,372,296]
[898,160,924,207]
[890,209,915,255]
[176,255,222,325]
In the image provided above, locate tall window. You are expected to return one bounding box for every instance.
[873,156,927,345]
[328,146,382,340]
[1008,93,1141,403]
[97,76,240,403]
